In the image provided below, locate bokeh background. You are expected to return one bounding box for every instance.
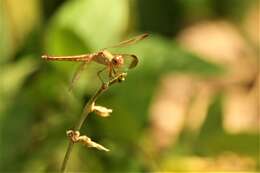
[0,0,259,172]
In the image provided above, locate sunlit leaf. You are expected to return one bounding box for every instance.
[0,2,13,63]
[1,0,40,61]
[45,0,129,55]
[0,56,38,111]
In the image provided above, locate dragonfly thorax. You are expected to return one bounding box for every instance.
[93,51,111,65]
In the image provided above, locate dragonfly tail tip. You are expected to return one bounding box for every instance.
[41,54,48,59]
[142,33,149,38]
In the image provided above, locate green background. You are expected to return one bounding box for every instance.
[0,0,259,172]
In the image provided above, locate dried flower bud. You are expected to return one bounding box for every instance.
[66,130,109,152]
[92,105,112,117]
[66,130,80,142]
[79,135,110,152]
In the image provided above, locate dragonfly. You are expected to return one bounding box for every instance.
[42,33,149,91]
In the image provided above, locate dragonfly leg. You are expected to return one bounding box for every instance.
[111,66,126,82]
[97,67,107,84]
[108,66,117,80]
[112,67,117,77]
[68,62,87,92]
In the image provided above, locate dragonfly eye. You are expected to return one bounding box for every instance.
[112,56,124,67]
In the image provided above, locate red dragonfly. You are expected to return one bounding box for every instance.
[42,33,148,91]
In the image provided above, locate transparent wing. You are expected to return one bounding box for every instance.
[104,33,149,49]
[68,62,89,92]
[114,54,138,71]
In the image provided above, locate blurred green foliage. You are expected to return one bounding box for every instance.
[0,0,258,172]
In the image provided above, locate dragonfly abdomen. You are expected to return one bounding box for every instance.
[41,55,92,62]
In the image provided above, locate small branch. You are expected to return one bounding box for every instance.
[61,72,127,173]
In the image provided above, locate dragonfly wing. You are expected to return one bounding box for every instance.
[126,54,138,69]
[68,62,88,92]
[114,54,138,71]
[104,33,148,49]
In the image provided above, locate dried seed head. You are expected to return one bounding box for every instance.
[66,130,80,142]
[92,105,112,117]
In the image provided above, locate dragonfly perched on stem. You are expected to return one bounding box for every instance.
[42,33,149,91]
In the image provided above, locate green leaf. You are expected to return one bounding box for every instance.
[45,0,129,54]
[0,5,12,63]
[45,27,88,55]
[0,56,38,112]
[0,0,41,63]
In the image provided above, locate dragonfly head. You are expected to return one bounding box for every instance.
[111,55,124,67]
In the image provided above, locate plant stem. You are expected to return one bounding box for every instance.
[61,73,126,173]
